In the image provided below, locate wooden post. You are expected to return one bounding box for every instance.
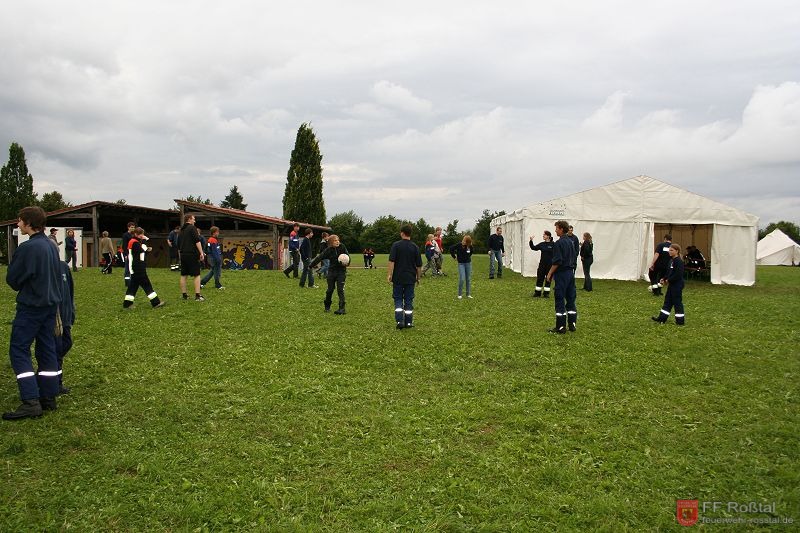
[92,205,100,267]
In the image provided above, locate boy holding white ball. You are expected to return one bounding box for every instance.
[307,234,350,314]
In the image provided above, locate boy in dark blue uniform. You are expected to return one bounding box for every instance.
[283,223,301,278]
[388,225,422,329]
[649,234,672,296]
[652,243,686,325]
[123,227,165,309]
[545,220,578,334]
[529,231,554,297]
[55,261,76,395]
[3,207,63,420]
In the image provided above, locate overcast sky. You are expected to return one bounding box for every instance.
[1,1,798,229]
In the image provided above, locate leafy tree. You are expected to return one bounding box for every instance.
[759,221,800,244]
[441,219,463,251]
[471,209,506,252]
[361,215,408,253]
[328,210,365,253]
[283,123,326,225]
[115,199,127,205]
[174,195,213,210]
[38,191,72,212]
[220,185,247,210]
[411,217,435,251]
[0,142,38,261]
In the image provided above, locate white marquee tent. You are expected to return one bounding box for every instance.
[756,229,800,266]
[491,175,759,286]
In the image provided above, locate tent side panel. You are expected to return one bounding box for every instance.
[710,224,756,286]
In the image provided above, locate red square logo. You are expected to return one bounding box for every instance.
[677,499,699,526]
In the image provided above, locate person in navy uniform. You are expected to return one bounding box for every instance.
[529,230,554,297]
[649,234,672,296]
[567,225,580,267]
[55,261,75,395]
[3,206,63,420]
[387,225,422,329]
[487,226,505,279]
[580,232,594,291]
[545,220,578,334]
[283,223,301,278]
[123,227,165,309]
[652,243,686,325]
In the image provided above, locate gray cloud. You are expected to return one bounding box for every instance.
[1,0,798,229]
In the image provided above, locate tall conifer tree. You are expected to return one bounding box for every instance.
[220,185,247,210]
[282,123,326,225]
[0,142,38,261]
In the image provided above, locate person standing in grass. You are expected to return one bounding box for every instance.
[388,224,422,329]
[298,228,318,288]
[421,234,436,276]
[283,223,301,279]
[100,230,115,274]
[434,226,445,275]
[580,232,594,291]
[64,229,78,272]
[48,227,62,250]
[545,220,578,334]
[124,227,165,309]
[487,226,505,279]
[529,230,554,298]
[649,234,672,296]
[316,231,330,279]
[200,226,225,290]
[3,206,62,420]
[55,260,75,395]
[122,221,135,287]
[178,214,205,302]
[450,235,474,299]
[308,234,349,314]
[652,243,685,326]
[167,224,180,271]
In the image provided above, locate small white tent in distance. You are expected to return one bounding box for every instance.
[756,228,800,266]
[491,175,759,286]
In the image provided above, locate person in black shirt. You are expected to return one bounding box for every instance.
[546,220,578,334]
[567,225,580,266]
[529,230,554,297]
[178,214,206,301]
[450,235,474,299]
[308,234,349,314]
[388,225,422,329]
[487,226,505,279]
[648,234,672,296]
[652,243,685,325]
[580,232,594,291]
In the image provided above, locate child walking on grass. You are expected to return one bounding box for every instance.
[652,243,685,325]
[123,227,165,309]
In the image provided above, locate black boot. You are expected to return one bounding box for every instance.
[40,397,57,411]
[549,314,567,334]
[334,307,346,315]
[2,399,43,420]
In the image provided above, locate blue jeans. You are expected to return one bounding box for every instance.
[393,283,416,326]
[458,262,472,296]
[319,258,330,277]
[201,257,223,288]
[489,250,503,277]
[299,259,314,287]
[10,304,60,400]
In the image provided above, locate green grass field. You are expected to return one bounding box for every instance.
[1,257,798,531]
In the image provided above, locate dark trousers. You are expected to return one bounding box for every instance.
[657,285,685,324]
[102,252,113,273]
[299,259,314,287]
[10,305,60,400]
[582,258,593,291]
[535,262,552,295]
[124,275,162,307]
[649,268,666,294]
[65,249,78,271]
[284,250,300,278]
[124,260,131,287]
[553,268,577,329]
[325,271,346,310]
[201,257,223,288]
[393,283,416,326]
[55,325,73,388]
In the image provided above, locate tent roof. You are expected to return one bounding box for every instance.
[502,175,758,226]
[757,228,800,259]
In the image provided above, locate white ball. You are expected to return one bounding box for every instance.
[338,253,350,266]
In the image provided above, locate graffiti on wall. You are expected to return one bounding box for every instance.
[222,239,274,270]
